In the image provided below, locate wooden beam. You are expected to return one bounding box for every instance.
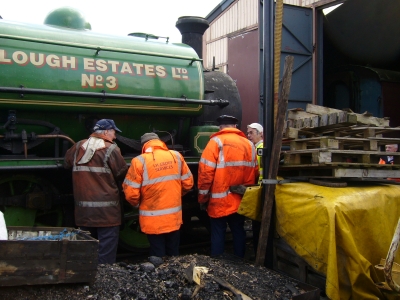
[306,104,390,127]
[256,55,294,266]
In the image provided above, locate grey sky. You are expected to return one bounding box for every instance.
[1,0,222,43]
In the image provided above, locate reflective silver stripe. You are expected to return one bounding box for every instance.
[73,141,82,165]
[140,150,184,186]
[198,189,209,195]
[212,136,257,168]
[77,201,119,207]
[172,151,182,174]
[248,139,257,161]
[136,155,148,181]
[73,166,111,173]
[212,137,225,164]
[200,157,216,168]
[123,178,141,188]
[211,190,230,198]
[142,174,180,186]
[139,205,182,216]
[181,171,192,180]
[103,143,117,170]
[225,161,257,167]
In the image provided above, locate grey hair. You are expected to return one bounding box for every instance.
[94,130,106,134]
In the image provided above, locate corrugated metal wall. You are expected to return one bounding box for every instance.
[203,0,258,70]
[202,0,336,128]
[203,0,336,71]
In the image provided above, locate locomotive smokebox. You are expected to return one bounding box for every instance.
[176,16,209,59]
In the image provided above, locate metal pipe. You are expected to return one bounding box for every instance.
[312,4,317,104]
[36,134,76,145]
[262,0,275,188]
[0,134,74,144]
[0,87,229,107]
[0,165,64,170]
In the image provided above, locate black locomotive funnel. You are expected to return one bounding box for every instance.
[176,16,209,59]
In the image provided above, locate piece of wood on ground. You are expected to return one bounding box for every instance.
[212,276,253,300]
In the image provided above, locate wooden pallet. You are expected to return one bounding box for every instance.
[287,104,389,128]
[278,164,400,178]
[283,104,397,139]
[280,105,400,179]
[287,136,400,151]
[283,149,400,165]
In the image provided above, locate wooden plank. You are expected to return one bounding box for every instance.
[334,168,400,178]
[284,149,400,166]
[284,127,299,139]
[297,119,358,135]
[278,165,400,178]
[279,162,400,169]
[289,137,339,151]
[328,112,337,125]
[286,136,396,151]
[287,110,317,120]
[303,117,311,128]
[306,104,390,126]
[355,114,390,127]
[256,55,294,266]
[320,114,328,126]
[305,104,343,115]
[284,149,400,155]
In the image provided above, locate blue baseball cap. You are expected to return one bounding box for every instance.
[93,119,122,132]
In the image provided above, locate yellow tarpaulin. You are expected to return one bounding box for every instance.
[275,182,400,300]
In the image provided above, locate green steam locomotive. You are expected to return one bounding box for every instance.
[0,7,242,250]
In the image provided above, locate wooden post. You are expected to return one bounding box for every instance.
[255,55,294,266]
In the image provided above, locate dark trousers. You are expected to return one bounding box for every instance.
[80,225,119,264]
[147,230,180,257]
[210,213,246,258]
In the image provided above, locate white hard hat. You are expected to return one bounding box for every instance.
[247,123,263,133]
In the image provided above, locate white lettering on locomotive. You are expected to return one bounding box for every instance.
[1,48,193,91]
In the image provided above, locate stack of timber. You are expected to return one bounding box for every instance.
[279,104,400,178]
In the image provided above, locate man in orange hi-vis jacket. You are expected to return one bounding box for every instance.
[123,132,193,258]
[379,144,400,182]
[198,115,258,258]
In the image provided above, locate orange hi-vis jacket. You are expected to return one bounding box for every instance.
[379,156,400,182]
[198,128,258,218]
[123,139,194,234]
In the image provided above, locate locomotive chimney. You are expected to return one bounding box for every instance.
[176,16,209,59]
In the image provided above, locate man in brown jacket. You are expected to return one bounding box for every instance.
[64,119,128,264]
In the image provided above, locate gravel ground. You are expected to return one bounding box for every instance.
[0,254,315,300]
[0,221,321,299]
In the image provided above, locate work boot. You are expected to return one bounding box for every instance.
[229,185,247,195]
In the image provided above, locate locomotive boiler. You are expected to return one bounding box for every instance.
[0,7,242,250]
